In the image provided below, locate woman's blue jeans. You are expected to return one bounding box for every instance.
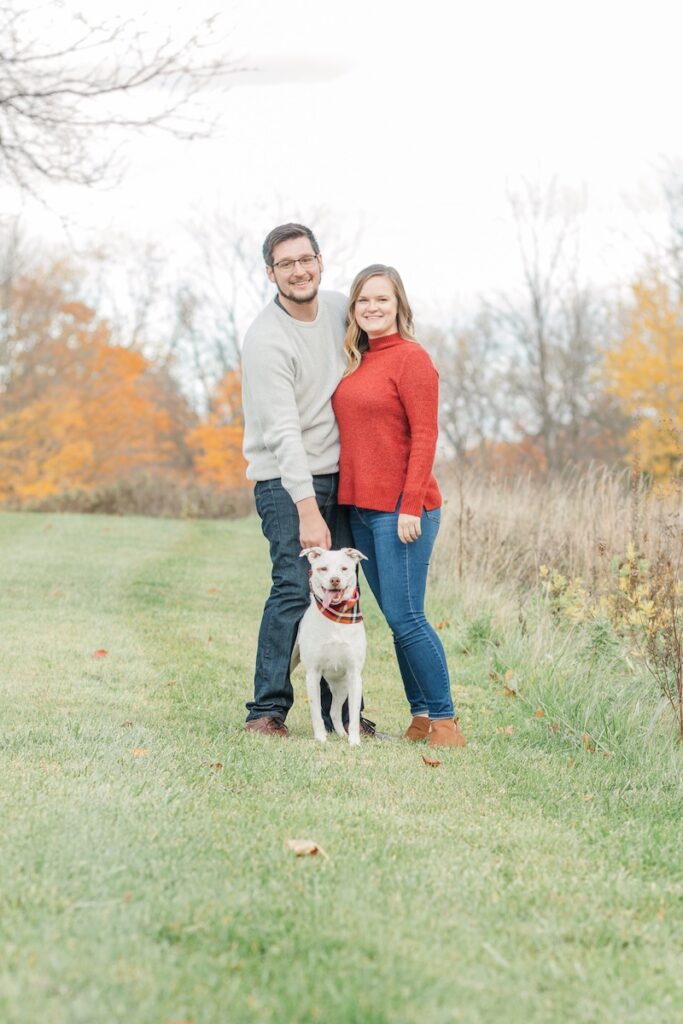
[349,506,455,720]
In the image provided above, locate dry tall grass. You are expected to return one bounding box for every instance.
[434,465,683,744]
[435,464,682,592]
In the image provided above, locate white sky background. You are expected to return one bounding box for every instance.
[7,0,683,326]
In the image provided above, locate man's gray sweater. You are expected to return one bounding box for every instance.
[241,291,348,503]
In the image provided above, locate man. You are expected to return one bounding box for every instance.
[241,222,377,738]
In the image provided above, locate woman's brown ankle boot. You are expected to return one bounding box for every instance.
[404,716,431,742]
[428,718,467,748]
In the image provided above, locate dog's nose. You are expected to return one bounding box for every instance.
[329,576,341,587]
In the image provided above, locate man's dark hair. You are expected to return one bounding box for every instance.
[262,223,320,267]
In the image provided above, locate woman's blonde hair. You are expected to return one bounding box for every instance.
[342,264,417,375]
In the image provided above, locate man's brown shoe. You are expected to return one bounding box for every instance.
[404,715,430,742]
[244,716,289,738]
[428,718,467,748]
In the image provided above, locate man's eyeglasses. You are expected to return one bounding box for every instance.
[271,254,319,272]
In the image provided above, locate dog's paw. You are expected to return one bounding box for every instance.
[314,732,327,744]
[348,735,361,748]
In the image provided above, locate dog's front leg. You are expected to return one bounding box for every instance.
[346,672,362,747]
[329,685,347,739]
[305,668,327,743]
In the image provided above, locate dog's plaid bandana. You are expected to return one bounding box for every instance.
[309,574,363,624]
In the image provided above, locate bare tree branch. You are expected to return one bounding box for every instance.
[0,3,241,194]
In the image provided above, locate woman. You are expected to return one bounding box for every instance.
[332,265,466,748]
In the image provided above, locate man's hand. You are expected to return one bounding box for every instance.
[398,513,421,544]
[296,496,332,550]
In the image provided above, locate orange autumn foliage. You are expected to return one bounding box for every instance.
[0,296,184,501]
[186,370,248,488]
[467,436,547,476]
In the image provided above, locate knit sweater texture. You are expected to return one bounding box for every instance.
[241,291,347,503]
[332,333,442,516]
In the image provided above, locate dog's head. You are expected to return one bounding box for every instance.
[300,547,367,609]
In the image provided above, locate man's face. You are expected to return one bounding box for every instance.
[267,236,323,305]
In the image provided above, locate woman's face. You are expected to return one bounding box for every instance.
[354,275,398,338]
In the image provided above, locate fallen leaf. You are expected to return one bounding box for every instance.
[582,733,596,753]
[602,751,613,760]
[549,723,561,734]
[208,635,213,642]
[422,754,442,767]
[504,668,515,682]
[210,762,223,771]
[120,720,133,728]
[534,708,545,718]
[207,587,220,594]
[130,748,148,757]
[435,619,450,630]
[503,686,517,697]
[567,758,575,768]
[51,590,63,598]
[582,793,594,802]
[496,725,514,736]
[488,671,500,681]
[286,839,328,859]
[93,648,108,659]
[122,891,134,904]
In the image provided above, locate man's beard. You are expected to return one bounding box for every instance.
[278,279,319,304]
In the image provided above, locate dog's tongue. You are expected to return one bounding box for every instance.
[322,589,335,610]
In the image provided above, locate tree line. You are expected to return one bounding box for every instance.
[1,177,681,511]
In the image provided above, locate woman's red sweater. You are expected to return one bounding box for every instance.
[331,333,442,516]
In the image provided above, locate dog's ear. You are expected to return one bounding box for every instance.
[342,547,368,562]
[300,547,326,562]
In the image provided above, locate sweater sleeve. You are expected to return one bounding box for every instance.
[396,347,439,516]
[241,333,315,503]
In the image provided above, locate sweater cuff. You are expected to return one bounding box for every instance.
[399,492,424,517]
[288,480,316,504]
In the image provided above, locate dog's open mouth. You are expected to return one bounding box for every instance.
[321,588,344,610]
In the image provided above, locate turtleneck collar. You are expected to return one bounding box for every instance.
[366,332,406,353]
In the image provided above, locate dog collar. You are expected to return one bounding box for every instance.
[309,578,363,624]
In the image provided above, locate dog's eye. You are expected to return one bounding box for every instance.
[317,566,328,572]
[341,566,349,571]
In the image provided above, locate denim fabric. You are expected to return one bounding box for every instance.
[349,505,455,720]
[246,473,357,726]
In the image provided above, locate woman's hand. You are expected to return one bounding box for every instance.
[398,513,422,544]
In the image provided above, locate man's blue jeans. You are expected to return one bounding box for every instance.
[349,505,455,721]
[246,473,356,727]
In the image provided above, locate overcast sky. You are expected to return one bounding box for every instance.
[7,0,683,323]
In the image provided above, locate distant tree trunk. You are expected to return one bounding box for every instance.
[488,180,612,472]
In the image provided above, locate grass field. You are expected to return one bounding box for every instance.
[1,511,682,1024]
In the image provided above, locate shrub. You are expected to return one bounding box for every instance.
[4,474,254,519]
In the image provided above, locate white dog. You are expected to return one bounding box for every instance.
[293,546,367,746]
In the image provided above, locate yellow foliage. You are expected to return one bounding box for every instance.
[604,277,683,479]
[540,543,681,643]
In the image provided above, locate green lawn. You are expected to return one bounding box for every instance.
[1,511,682,1024]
